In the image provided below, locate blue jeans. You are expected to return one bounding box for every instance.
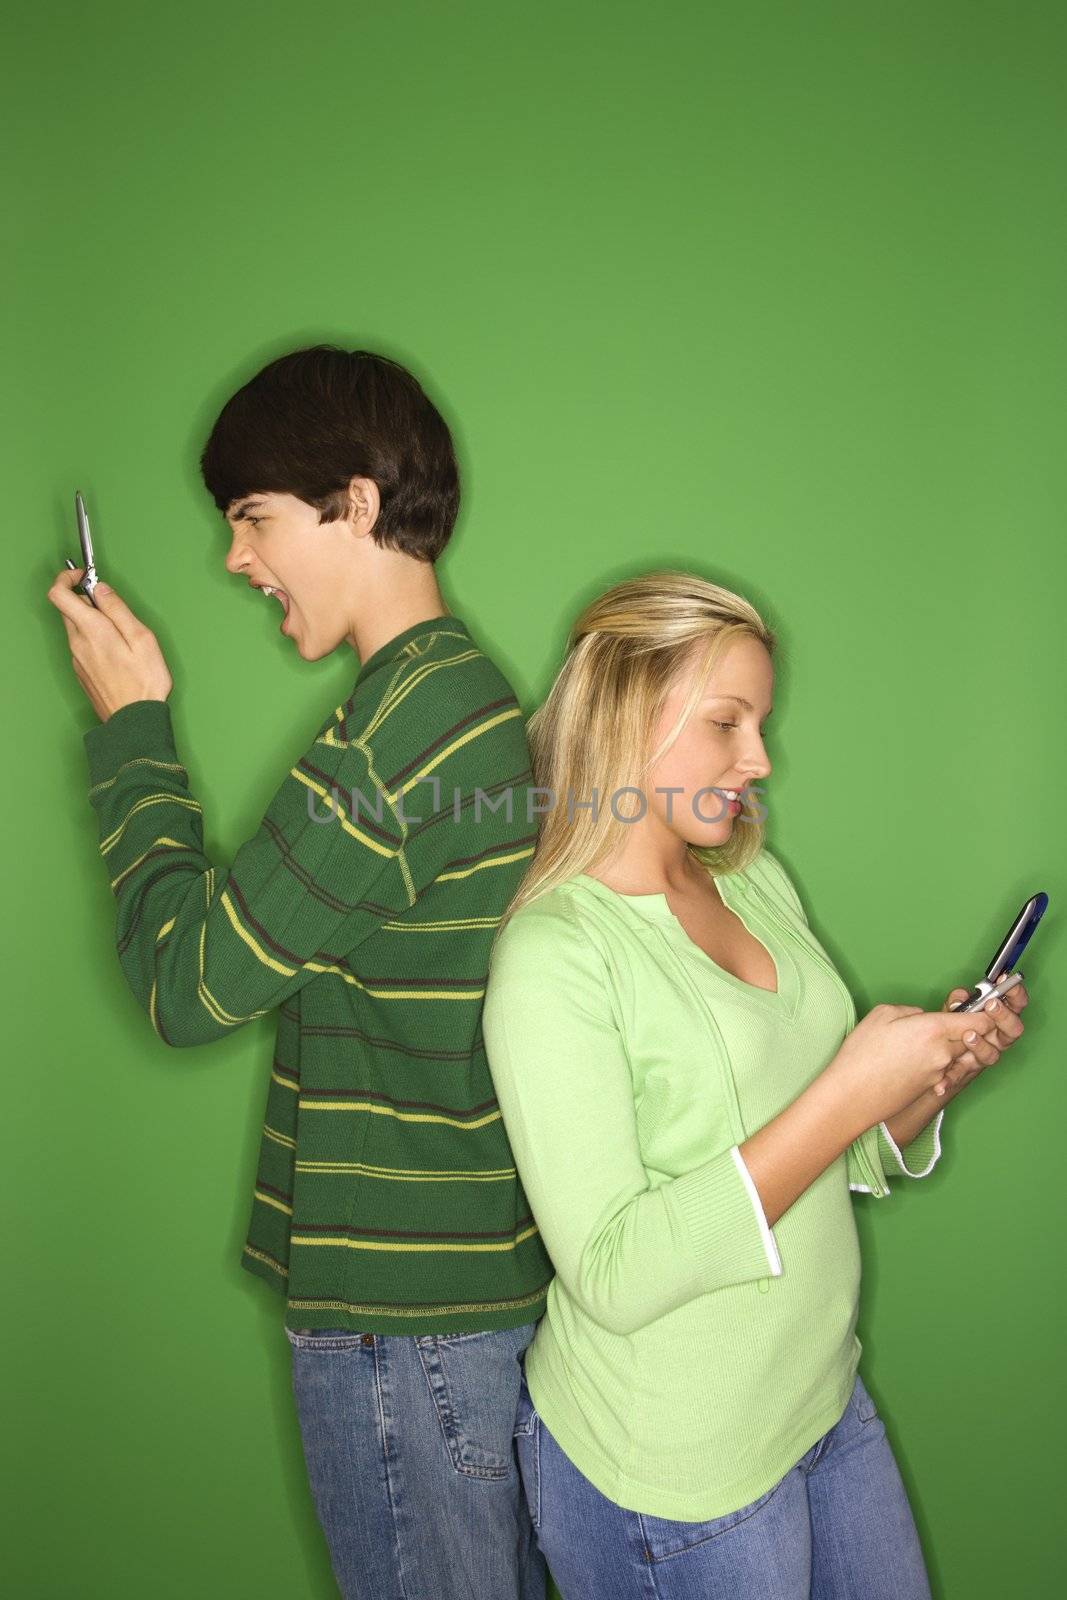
[514,1369,933,1599]
[286,1320,545,1600]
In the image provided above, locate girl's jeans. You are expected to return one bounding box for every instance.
[286,1320,544,1600]
[513,1368,933,1600]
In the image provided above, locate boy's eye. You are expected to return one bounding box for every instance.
[247,516,263,527]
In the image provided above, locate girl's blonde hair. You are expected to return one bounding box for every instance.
[497,569,778,937]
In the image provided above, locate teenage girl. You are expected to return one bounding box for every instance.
[482,570,1026,1600]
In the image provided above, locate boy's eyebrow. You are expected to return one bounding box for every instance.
[226,497,266,523]
[703,694,774,716]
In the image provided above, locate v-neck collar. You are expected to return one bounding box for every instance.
[572,868,800,1019]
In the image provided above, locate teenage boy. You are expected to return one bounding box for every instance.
[47,345,553,1600]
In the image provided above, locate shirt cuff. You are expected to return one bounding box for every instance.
[729,1146,783,1274]
[668,1141,784,1286]
[877,1109,945,1179]
[83,699,178,788]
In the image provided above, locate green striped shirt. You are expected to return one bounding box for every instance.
[82,615,553,1333]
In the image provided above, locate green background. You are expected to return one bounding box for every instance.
[7,2,1064,1595]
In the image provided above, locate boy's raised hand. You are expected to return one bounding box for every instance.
[47,565,173,723]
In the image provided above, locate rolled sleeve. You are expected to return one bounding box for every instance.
[877,1110,945,1179]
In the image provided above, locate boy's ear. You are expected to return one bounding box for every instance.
[346,475,381,535]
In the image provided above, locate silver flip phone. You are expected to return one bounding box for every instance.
[64,489,100,606]
[947,892,1048,1013]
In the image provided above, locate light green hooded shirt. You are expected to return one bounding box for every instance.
[482,847,943,1520]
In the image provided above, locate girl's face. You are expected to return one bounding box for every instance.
[646,635,774,846]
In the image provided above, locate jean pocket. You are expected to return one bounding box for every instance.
[637,1475,786,1561]
[416,1328,528,1480]
[513,1383,541,1529]
[285,1326,369,1351]
[513,1372,537,1439]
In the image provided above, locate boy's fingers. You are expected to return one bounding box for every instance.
[90,583,148,645]
[47,568,93,629]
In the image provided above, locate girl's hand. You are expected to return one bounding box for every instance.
[47,566,173,722]
[934,977,1028,1097]
[830,1003,1000,1128]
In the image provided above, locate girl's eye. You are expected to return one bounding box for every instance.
[712,721,738,732]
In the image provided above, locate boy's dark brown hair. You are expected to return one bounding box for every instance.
[200,345,460,562]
